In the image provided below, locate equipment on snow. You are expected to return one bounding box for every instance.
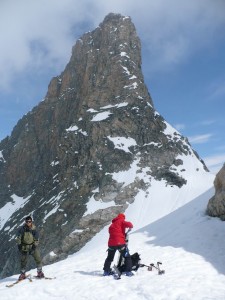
[112,229,135,280]
[139,262,165,275]
[115,229,140,272]
[18,272,26,280]
[103,270,115,276]
[125,271,134,277]
[116,230,165,277]
[155,262,165,275]
[109,228,165,279]
[113,264,121,279]
[6,272,55,287]
[37,270,45,278]
[6,274,32,288]
[117,252,141,273]
[32,275,56,280]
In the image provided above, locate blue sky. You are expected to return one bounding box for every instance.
[0,0,225,173]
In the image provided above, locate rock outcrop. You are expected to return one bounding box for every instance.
[0,13,209,278]
[207,164,225,219]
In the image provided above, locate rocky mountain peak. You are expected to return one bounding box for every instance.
[0,13,208,278]
[47,12,151,108]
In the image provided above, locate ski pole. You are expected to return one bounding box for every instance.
[139,264,153,271]
[125,228,132,243]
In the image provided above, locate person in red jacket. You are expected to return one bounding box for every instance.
[103,213,133,276]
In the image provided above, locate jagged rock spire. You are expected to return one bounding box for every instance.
[0,13,208,278]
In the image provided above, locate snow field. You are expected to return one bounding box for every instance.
[1,153,224,299]
[2,185,225,299]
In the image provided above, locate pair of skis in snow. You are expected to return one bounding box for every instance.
[113,261,165,280]
[6,274,56,288]
[139,262,165,275]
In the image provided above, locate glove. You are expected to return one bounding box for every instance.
[18,244,22,252]
[125,234,129,243]
[34,240,39,247]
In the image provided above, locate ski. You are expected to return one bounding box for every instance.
[155,261,165,275]
[6,274,32,288]
[113,264,121,280]
[32,275,56,280]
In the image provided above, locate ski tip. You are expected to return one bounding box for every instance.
[6,274,32,287]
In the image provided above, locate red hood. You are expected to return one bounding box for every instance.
[112,214,125,223]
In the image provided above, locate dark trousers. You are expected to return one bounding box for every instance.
[20,248,42,273]
[103,245,132,272]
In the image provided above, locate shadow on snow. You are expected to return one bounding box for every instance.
[135,187,225,275]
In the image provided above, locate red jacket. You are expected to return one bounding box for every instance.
[108,214,133,247]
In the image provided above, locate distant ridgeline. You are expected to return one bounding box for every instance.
[0,13,209,278]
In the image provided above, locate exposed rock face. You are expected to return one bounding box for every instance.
[0,13,208,278]
[207,164,225,219]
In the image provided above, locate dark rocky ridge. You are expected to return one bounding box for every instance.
[0,13,208,278]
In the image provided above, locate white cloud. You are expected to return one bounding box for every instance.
[200,120,216,126]
[188,134,212,144]
[113,0,225,73]
[0,0,94,91]
[0,0,225,91]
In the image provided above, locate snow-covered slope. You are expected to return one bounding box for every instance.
[2,167,225,300]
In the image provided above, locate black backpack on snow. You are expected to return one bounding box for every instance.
[117,252,141,273]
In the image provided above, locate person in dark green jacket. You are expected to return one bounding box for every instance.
[16,215,44,280]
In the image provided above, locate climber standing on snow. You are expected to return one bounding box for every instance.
[16,215,44,280]
[103,213,134,276]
